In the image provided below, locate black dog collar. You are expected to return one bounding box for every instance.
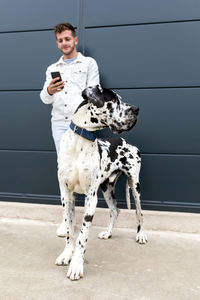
[70,122,97,142]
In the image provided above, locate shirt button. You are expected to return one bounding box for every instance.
[65,91,68,94]
[65,117,68,119]
[65,104,67,107]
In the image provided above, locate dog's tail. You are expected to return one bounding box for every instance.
[126,179,131,209]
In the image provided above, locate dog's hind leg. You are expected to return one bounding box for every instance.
[55,182,75,266]
[98,177,120,239]
[128,175,147,244]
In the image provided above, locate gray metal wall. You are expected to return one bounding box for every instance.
[0,0,200,212]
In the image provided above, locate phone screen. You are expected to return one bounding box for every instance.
[51,72,62,83]
[51,72,64,89]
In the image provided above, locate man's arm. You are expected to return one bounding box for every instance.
[86,58,100,87]
[40,67,64,104]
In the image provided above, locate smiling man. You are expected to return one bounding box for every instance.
[40,23,100,236]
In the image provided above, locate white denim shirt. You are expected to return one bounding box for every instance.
[40,52,100,122]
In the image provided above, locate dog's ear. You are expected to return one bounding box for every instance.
[82,85,104,108]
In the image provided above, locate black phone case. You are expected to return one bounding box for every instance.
[51,72,62,82]
[51,72,64,89]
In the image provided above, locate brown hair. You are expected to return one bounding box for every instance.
[54,23,76,37]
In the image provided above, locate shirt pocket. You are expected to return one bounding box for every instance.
[72,66,87,90]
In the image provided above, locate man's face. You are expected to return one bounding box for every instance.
[56,30,78,59]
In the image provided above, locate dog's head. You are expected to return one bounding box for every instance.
[82,85,139,133]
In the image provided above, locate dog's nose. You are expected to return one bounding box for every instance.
[131,106,139,116]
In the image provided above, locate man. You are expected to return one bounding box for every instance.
[40,23,100,236]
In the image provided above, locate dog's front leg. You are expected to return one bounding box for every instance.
[67,191,98,280]
[55,184,75,266]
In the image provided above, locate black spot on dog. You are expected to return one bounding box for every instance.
[107,102,114,111]
[97,142,103,160]
[129,154,133,159]
[98,138,123,162]
[106,138,123,162]
[137,225,141,233]
[84,214,94,222]
[137,150,141,158]
[62,203,65,207]
[101,178,109,192]
[90,117,98,123]
[120,157,127,165]
[103,88,117,102]
[123,147,129,153]
[123,165,130,172]
[105,163,111,172]
[136,183,141,194]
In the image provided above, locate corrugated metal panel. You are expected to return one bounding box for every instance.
[85,0,200,27]
[0,92,53,150]
[85,22,200,88]
[0,151,59,195]
[0,0,78,31]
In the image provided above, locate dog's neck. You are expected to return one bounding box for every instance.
[72,103,107,131]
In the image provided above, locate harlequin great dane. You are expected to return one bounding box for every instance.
[55,85,147,280]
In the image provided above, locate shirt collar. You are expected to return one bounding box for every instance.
[55,52,84,66]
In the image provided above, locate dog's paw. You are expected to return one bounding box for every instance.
[56,221,67,237]
[136,230,148,244]
[98,231,112,239]
[67,257,84,280]
[55,248,73,266]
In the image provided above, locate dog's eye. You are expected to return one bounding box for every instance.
[111,98,116,103]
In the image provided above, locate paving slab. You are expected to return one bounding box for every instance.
[0,218,200,300]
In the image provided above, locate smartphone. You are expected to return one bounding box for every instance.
[51,71,64,88]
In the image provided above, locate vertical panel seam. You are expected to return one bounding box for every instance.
[77,0,85,54]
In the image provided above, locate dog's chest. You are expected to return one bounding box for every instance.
[58,131,100,193]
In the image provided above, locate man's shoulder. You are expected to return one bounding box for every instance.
[77,52,97,65]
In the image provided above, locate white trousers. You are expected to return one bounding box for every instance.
[51,120,70,154]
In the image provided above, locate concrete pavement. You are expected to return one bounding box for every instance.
[0,217,200,300]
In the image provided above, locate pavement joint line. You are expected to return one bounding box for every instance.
[1,217,200,240]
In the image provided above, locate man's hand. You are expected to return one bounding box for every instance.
[47,77,65,95]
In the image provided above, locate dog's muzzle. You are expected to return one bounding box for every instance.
[130,106,139,116]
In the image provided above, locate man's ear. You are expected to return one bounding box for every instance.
[82,85,104,108]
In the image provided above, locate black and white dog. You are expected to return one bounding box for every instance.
[55,85,147,280]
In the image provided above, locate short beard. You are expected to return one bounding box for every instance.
[61,45,75,57]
